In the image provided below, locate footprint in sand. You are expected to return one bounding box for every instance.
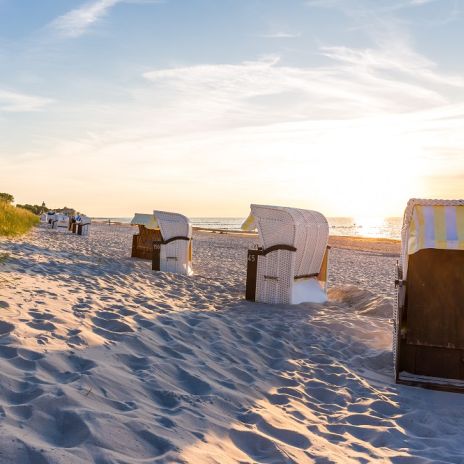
[0,320,14,336]
[148,389,181,410]
[26,320,56,332]
[133,315,155,329]
[156,416,176,428]
[176,367,211,395]
[28,310,55,321]
[4,383,44,405]
[0,345,18,359]
[107,399,138,412]
[266,393,291,406]
[92,316,134,339]
[257,418,311,449]
[117,353,151,372]
[134,430,175,457]
[8,404,33,420]
[8,355,37,372]
[67,354,97,373]
[43,410,91,448]
[229,429,288,464]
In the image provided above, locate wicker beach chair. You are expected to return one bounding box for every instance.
[130,213,162,260]
[153,210,193,276]
[242,204,330,305]
[394,198,464,391]
[46,212,56,227]
[51,214,70,233]
[76,216,91,236]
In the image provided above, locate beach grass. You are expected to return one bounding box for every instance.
[0,201,39,237]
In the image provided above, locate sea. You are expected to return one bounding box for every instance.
[92,217,403,239]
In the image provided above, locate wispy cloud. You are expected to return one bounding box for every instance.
[410,0,435,5]
[320,45,464,87]
[51,0,121,38]
[307,0,438,9]
[258,31,301,39]
[141,40,463,129]
[3,45,463,215]
[0,90,53,112]
[50,0,163,38]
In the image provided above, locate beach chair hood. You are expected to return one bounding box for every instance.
[153,210,192,241]
[242,204,329,279]
[401,199,464,277]
[130,213,159,230]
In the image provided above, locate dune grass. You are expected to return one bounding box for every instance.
[0,201,39,237]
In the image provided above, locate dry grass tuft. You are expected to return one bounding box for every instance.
[0,201,39,237]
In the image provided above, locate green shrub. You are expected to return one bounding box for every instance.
[0,201,39,237]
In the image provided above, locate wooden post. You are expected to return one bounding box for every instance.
[152,241,161,271]
[317,245,331,290]
[245,249,260,301]
[131,235,138,258]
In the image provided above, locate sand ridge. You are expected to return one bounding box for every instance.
[0,224,463,463]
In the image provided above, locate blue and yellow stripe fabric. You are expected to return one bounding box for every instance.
[408,205,464,254]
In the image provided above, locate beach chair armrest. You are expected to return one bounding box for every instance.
[259,244,297,256]
[155,236,191,246]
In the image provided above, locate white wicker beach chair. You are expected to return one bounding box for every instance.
[394,198,464,391]
[242,204,329,305]
[46,212,56,227]
[51,214,70,233]
[76,215,91,236]
[153,210,193,276]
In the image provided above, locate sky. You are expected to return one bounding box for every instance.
[0,0,463,218]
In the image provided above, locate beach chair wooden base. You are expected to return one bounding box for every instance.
[395,248,464,392]
[131,226,160,260]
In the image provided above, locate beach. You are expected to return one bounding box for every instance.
[0,224,463,463]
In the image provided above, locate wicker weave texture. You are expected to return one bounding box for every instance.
[249,204,329,305]
[154,210,193,275]
[154,210,192,241]
[160,240,191,274]
[256,249,295,304]
[51,214,70,233]
[78,216,91,236]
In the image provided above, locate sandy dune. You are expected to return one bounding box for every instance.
[0,224,463,463]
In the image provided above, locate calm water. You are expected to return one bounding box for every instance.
[93,216,402,239]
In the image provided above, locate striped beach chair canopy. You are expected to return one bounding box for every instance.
[401,198,464,277]
[242,204,329,281]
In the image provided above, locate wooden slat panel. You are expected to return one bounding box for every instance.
[407,249,464,349]
[413,346,462,380]
[132,227,162,261]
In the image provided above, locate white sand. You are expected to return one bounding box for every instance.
[0,224,463,463]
